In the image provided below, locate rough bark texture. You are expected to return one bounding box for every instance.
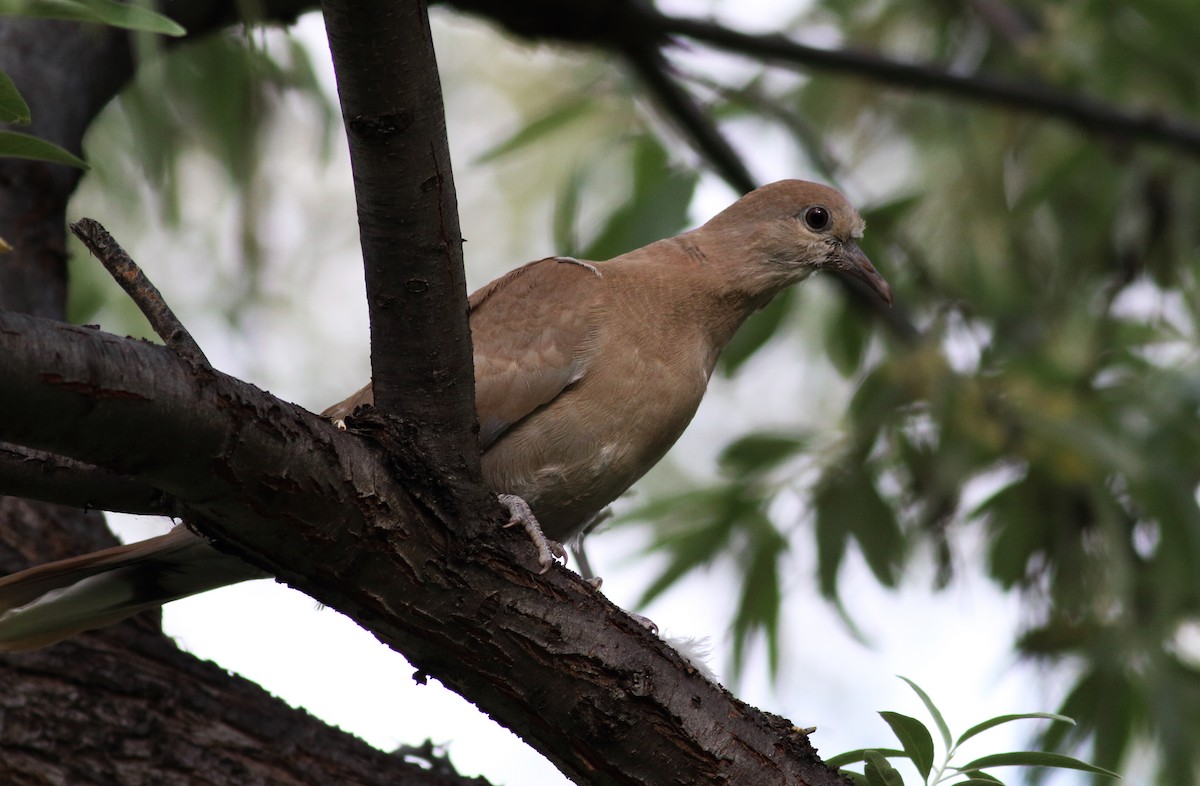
[0,615,482,786]
[321,1,479,462]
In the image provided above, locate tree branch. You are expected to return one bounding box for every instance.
[444,0,1200,157]
[654,14,1200,157]
[0,443,179,517]
[621,40,756,194]
[70,218,210,367]
[318,0,479,470]
[0,308,848,785]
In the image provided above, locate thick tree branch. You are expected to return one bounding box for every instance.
[319,0,479,469]
[444,0,1200,157]
[0,444,178,517]
[0,625,482,785]
[0,309,848,785]
[655,14,1200,156]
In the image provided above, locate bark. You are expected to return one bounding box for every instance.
[321,1,479,460]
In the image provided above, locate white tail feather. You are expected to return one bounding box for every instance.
[0,527,265,651]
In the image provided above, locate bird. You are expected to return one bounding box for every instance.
[0,179,890,651]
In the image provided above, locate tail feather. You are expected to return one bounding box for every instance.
[0,527,266,651]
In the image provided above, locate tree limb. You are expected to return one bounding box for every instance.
[443,0,1200,157]
[655,14,1200,156]
[0,309,850,785]
[70,218,210,367]
[319,0,479,468]
[0,443,179,517]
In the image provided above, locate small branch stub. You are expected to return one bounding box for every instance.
[69,218,211,368]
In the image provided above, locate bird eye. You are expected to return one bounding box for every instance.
[802,206,831,231]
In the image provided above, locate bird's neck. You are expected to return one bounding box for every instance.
[621,234,802,365]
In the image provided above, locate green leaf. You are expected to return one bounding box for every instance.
[825,748,907,768]
[838,771,870,786]
[826,295,869,376]
[552,168,585,256]
[813,465,903,592]
[632,489,740,607]
[718,431,808,478]
[475,96,594,163]
[959,751,1121,777]
[897,676,953,750]
[863,750,906,786]
[730,513,787,675]
[956,773,1005,785]
[580,135,697,261]
[0,130,87,168]
[956,713,1074,747]
[879,711,934,780]
[0,70,30,124]
[0,0,186,36]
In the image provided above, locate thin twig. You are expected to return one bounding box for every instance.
[621,40,756,194]
[444,0,1200,156]
[655,14,1200,157]
[69,218,211,368]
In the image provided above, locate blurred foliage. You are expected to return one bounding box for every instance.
[70,26,334,329]
[567,2,1199,783]
[61,0,1200,782]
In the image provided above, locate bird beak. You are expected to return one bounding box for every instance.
[838,242,892,305]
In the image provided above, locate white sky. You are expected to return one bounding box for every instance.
[72,4,1115,784]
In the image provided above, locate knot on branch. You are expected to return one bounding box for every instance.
[339,408,492,538]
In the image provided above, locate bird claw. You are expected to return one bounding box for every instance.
[498,494,566,572]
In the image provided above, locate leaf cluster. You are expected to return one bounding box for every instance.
[830,677,1118,786]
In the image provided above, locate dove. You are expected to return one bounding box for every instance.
[0,179,889,650]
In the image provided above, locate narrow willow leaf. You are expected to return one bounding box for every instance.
[960,751,1121,777]
[0,69,30,124]
[730,514,786,675]
[0,0,186,36]
[955,713,1074,747]
[824,748,907,768]
[879,711,933,780]
[863,750,906,786]
[0,131,88,168]
[897,676,952,749]
[718,431,808,477]
[955,773,1005,785]
[475,96,594,163]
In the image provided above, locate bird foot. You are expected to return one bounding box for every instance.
[498,494,567,573]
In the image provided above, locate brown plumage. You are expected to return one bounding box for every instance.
[0,180,890,650]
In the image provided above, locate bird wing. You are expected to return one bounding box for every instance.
[468,257,605,450]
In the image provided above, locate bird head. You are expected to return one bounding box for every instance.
[702,180,892,305]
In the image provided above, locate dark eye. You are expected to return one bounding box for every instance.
[803,206,831,231]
